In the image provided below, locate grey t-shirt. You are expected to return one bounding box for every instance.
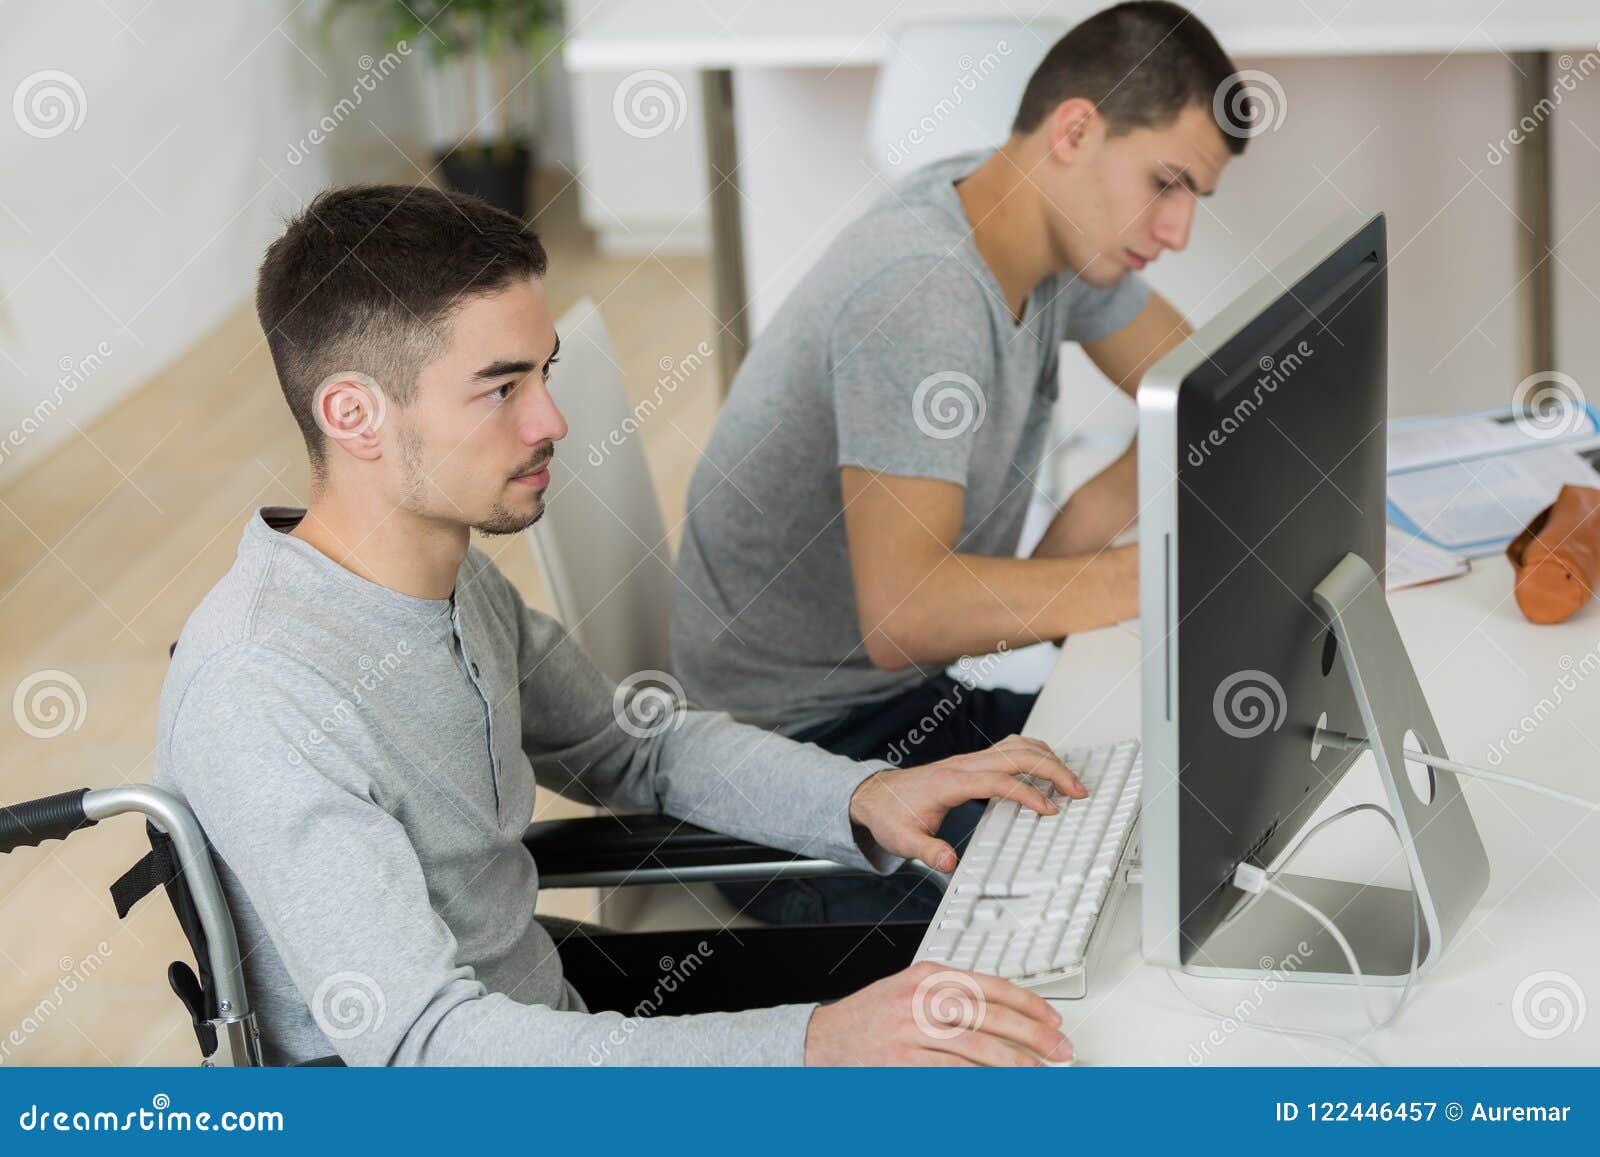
[671,150,1150,734]
[154,508,897,1066]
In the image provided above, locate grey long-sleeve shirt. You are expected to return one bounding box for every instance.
[153,507,899,1066]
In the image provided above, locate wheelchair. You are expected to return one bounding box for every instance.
[0,783,943,1066]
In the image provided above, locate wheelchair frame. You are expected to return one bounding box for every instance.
[2,783,944,1066]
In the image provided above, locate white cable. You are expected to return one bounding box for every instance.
[1259,874,1404,1030]
[1218,803,1423,1030]
[1313,726,1600,812]
[1180,727,1598,1063]
[1261,722,1600,1034]
[1406,749,1599,811]
[1168,802,1419,1064]
[1230,863,1416,1031]
[1218,803,1408,938]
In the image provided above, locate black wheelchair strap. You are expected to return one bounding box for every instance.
[110,823,221,1057]
[110,839,175,919]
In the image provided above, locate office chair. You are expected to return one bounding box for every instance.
[865,20,1060,178]
[528,297,677,686]
[527,299,934,930]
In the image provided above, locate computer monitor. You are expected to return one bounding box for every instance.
[1137,210,1398,971]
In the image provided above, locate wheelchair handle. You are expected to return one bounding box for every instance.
[0,787,97,853]
[3,784,259,1060]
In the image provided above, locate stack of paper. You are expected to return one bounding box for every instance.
[1385,526,1469,591]
[1387,405,1600,558]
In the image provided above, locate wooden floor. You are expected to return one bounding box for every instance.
[0,172,720,1065]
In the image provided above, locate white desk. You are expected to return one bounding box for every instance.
[568,1,1600,69]
[567,0,1597,391]
[1025,557,1600,1064]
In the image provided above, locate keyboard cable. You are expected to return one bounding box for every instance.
[1166,800,1420,1065]
[1167,731,1600,1064]
[1190,727,1600,1061]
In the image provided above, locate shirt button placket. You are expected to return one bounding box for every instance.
[452,603,502,813]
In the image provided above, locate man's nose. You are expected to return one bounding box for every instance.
[522,387,568,445]
[1154,199,1195,252]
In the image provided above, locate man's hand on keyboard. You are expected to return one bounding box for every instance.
[804,960,1072,1066]
[848,735,1087,872]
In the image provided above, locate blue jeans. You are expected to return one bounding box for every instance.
[718,674,1038,926]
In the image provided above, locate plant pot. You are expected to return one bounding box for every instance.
[436,141,534,217]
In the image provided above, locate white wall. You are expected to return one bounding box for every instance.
[0,0,578,485]
[1552,58,1600,397]
[1132,52,1528,420]
[565,0,710,254]
[0,4,403,481]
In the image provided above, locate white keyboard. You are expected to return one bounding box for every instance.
[913,739,1141,999]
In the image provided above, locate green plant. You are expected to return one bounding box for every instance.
[322,0,564,157]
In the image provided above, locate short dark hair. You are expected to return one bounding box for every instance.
[1013,1,1249,153]
[256,183,548,475]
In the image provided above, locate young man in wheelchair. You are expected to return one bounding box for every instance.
[153,183,1081,1066]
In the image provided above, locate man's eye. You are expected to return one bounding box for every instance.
[543,355,560,380]
[488,382,513,401]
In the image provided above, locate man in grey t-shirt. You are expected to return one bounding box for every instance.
[672,2,1252,924]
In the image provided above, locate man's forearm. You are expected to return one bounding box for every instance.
[866,544,1138,670]
[1033,443,1138,558]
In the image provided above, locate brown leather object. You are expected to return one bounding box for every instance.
[1506,484,1600,624]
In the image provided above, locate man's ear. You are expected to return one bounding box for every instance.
[1046,97,1102,165]
[311,370,389,464]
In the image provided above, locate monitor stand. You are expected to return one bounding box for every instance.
[1181,552,1490,986]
